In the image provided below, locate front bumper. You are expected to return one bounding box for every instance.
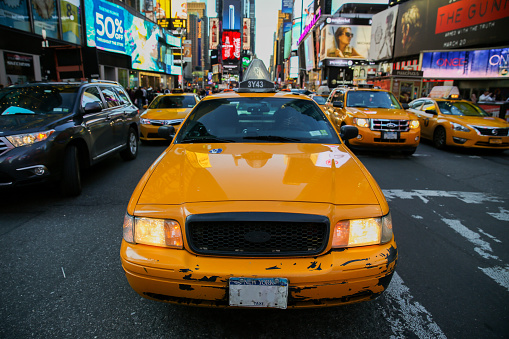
[120,238,397,308]
[140,124,181,141]
[348,127,420,151]
[448,132,509,149]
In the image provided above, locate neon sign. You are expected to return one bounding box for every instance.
[298,8,321,46]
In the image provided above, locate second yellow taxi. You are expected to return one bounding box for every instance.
[140,92,200,142]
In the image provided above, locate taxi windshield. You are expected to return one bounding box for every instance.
[437,101,490,117]
[175,97,341,144]
[0,85,79,115]
[346,91,402,109]
[149,95,196,109]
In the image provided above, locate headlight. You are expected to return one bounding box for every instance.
[166,119,184,125]
[353,118,369,128]
[140,118,151,125]
[122,213,183,248]
[451,122,470,132]
[332,213,393,248]
[6,130,54,147]
[409,120,420,129]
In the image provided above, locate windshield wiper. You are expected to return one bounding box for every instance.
[180,137,235,143]
[243,135,301,142]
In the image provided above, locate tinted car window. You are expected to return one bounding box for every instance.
[0,85,79,115]
[347,91,402,109]
[149,95,197,109]
[81,87,104,110]
[100,86,121,108]
[114,87,130,105]
[437,101,490,117]
[176,98,341,144]
[409,100,423,109]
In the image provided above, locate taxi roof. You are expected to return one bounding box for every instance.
[199,90,315,101]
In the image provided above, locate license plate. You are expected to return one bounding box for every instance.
[383,131,398,140]
[229,277,288,309]
[489,138,502,144]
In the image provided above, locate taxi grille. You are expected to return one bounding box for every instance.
[471,126,509,136]
[371,119,409,132]
[186,212,329,256]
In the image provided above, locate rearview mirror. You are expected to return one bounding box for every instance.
[340,125,359,140]
[158,125,176,140]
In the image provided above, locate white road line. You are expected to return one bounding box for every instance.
[383,189,503,204]
[383,272,447,339]
[478,266,509,292]
[441,218,499,261]
[487,207,509,221]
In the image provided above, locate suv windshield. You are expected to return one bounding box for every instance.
[346,91,402,109]
[437,101,490,117]
[0,85,79,115]
[149,95,196,109]
[175,98,341,144]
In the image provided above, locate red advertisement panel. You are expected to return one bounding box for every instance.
[222,30,241,61]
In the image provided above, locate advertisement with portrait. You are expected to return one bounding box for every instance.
[368,6,398,61]
[140,0,156,21]
[222,30,241,63]
[302,0,314,28]
[210,17,219,49]
[31,0,59,38]
[130,17,165,72]
[242,18,250,50]
[0,0,30,32]
[60,0,81,44]
[171,0,187,19]
[422,48,509,79]
[222,0,241,30]
[319,25,371,61]
[394,0,509,58]
[304,35,315,71]
[183,39,192,62]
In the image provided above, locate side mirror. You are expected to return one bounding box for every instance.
[402,103,409,109]
[333,101,344,108]
[158,125,176,140]
[84,102,102,114]
[425,109,437,115]
[340,125,359,140]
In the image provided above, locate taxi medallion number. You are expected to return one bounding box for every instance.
[229,277,288,309]
[489,138,502,144]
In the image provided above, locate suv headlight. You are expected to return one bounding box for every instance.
[6,130,55,147]
[332,213,393,248]
[409,120,420,129]
[353,118,369,128]
[123,213,183,248]
[451,122,470,132]
[140,118,151,125]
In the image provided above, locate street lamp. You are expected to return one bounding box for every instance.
[176,27,186,89]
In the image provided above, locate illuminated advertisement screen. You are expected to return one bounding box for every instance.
[291,19,301,51]
[319,24,371,61]
[222,30,241,61]
[368,6,398,61]
[304,35,315,71]
[60,0,82,44]
[289,55,299,78]
[85,0,174,73]
[222,0,241,30]
[171,0,187,19]
[0,0,30,32]
[422,48,509,79]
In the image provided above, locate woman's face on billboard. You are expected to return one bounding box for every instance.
[338,28,353,46]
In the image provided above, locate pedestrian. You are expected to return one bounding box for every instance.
[134,87,143,109]
[479,90,494,102]
[141,87,147,105]
[470,92,477,103]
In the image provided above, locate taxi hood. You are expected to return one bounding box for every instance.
[142,108,191,120]
[136,143,381,206]
[449,115,509,127]
[347,107,415,120]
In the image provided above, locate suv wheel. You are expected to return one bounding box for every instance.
[120,127,138,161]
[61,145,82,196]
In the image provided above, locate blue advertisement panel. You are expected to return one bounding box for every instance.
[32,0,59,38]
[222,0,241,30]
[85,0,175,73]
[422,48,509,79]
[282,0,293,14]
[0,0,30,32]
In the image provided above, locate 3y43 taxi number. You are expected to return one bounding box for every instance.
[247,80,265,88]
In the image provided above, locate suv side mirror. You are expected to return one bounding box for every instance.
[333,101,343,108]
[402,103,409,109]
[84,102,102,114]
[158,126,176,140]
[340,125,359,140]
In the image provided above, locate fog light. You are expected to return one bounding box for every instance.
[357,134,363,140]
[34,167,46,175]
[415,136,419,141]
[453,137,467,144]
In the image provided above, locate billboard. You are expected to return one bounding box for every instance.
[210,18,219,49]
[0,0,30,32]
[303,35,315,71]
[222,0,241,30]
[319,25,371,61]
[183,39,192,62]
[222,30,241,61]
[368,6,398,61]
[394,0,509,58]
[422,48,509,79]
[282,0,293,14]
[289,55,299,78]
[242,18,251,50]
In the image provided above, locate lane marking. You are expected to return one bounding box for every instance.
[383,273,447,339]
[478,266,509,292]
[487,207,509,222]
[383,189,502,204]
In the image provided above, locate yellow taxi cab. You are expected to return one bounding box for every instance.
[120,60,397,309]
[325,85,420,155]
[310,94,327,111]
[408,86,509,150]
[139,92,200,142]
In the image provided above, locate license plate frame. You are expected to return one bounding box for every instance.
[489,138,502,144]
[382,131,398,140]
[229,277,289,309]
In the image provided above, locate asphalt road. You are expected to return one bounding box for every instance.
[0,141,508,338]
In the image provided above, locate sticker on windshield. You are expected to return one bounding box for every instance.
[3,106,35,115]
[209,148,223,154]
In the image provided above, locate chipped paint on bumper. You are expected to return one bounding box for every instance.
[120,238,397,308]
